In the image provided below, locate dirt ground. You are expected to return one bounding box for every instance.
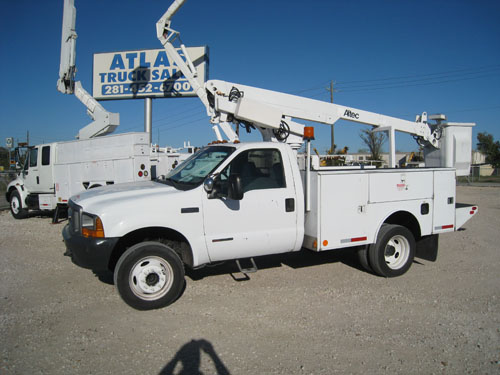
[0,185,499,374]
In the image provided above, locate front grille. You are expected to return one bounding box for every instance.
[68,200,81,233]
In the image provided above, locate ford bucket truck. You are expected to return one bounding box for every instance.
[62,0,477,310]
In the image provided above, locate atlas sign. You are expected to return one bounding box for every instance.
[93,47,208,100]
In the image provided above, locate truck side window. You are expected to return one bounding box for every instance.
[29,148,38,168]
[226,149,286,193]
[42,146,50,166]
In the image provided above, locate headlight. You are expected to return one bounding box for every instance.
[81,212,105,238]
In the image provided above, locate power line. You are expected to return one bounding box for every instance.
[338,72,499,93]
[288,65,500,98]
[334,64,500,87]
[393,105,500,118]
[157,115,208,134]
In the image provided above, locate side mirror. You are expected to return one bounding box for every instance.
[203,176,215,193]
[204,175,220,199]
[227,175,243,200]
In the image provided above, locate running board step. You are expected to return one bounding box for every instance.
[236,258,258,274]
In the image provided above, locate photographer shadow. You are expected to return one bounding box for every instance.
[159,339,230,375]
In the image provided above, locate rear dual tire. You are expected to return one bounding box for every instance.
[358,224,415,277]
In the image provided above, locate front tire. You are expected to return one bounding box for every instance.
[114,241,185,310]
[9,191,28,219]
[368,224,415,277]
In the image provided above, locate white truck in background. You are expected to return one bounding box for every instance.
[6,0,192,221]
[6,133,189,221]
[61,0,478,310]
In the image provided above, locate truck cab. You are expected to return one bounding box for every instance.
[62,142,304,309]
[7,143,56,218]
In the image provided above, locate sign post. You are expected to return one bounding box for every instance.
[5,137,13,149]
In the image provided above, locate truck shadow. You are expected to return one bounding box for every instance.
[92,248,368,286]
[185,247,366,281]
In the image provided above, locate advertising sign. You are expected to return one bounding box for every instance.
[93,47,208,100]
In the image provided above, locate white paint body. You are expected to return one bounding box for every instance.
[6,132,186,213]
[69,142,477,268]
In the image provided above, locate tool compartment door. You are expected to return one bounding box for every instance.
[432,170,456,233]
[369,171,433,203]
[319,172,369,250]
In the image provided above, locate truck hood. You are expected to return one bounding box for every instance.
[70,180,178,210]
[69,180,204,239]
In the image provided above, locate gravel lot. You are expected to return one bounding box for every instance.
[1,185,499,374]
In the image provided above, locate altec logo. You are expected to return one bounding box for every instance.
[344,109,360,119]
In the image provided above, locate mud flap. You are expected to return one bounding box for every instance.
[415,234,439,262]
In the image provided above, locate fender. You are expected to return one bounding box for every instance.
[6,178,28,208]
[379,209,423,241]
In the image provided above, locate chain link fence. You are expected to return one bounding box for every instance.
[0,171,17,210]
[468,165,500,183]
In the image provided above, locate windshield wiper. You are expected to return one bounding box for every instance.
[161,177,179,188]
[163,177,200,191]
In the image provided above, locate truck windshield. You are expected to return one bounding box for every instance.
[163,146,235,190]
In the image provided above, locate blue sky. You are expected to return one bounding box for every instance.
[1,0,499,153]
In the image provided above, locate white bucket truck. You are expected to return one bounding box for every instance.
[6,132,158,220]
[62,0,478,310]
[6,0,188,221]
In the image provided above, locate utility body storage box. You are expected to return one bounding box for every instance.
[302,167,460,251]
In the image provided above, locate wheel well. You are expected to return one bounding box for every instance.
[384,211,421,241]
[108,227,193,271]
[6,186,20,204]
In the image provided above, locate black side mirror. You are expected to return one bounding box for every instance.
[227,175,243,200]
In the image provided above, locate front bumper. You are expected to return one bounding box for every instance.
[62,224,118,271]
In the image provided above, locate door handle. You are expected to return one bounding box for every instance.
[285,198,295,212]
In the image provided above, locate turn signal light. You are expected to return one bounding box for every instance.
[82,216,105,238]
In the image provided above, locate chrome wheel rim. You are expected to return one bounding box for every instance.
[11,196,20,214]
[129,256,173,300]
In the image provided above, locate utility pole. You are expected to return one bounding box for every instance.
[326,81,336,154]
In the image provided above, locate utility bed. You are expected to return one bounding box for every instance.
[302,167,476,251]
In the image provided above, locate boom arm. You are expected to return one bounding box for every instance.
[156,0,238,142]
[57,0,119,139]
[158,0,440,151]
[158,0,474,173]
[205,80,441,149]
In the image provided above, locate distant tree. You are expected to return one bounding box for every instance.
[0,147,9,170]
[360,129,386,162]
[477,132,500,169]
[325,145,337,155]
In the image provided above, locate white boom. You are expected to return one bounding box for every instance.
[158,0,474,173]
[57,0,119,139]
[156,0,238,142]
